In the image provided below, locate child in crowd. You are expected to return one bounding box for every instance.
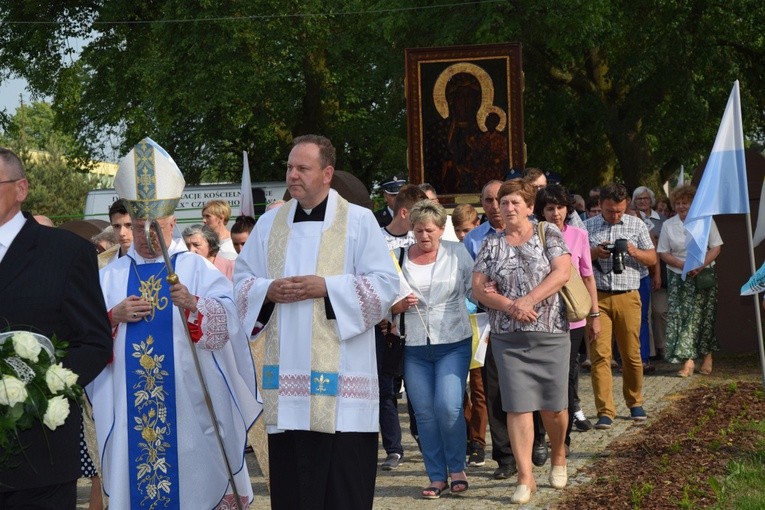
[453,204,487,466]
[452,204,480,242]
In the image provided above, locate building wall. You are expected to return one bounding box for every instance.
[692,149,765,354]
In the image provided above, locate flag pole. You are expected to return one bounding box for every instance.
[744,210,765,392]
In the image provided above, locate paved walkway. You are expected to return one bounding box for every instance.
[76,361,694,509]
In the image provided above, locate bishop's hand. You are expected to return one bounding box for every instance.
[169,281,198,312]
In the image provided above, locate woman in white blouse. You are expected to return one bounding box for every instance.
[392,199,474,499]
[657,184,722,376]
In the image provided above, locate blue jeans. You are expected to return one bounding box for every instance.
[404,338,471,482]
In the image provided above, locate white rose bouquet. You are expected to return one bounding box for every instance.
[1,331,82,464]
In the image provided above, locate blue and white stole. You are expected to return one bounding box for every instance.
[125,257,180,509]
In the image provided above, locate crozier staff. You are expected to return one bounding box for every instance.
[88,138,260,510]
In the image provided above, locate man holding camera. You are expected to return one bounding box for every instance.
[585,183,657,430]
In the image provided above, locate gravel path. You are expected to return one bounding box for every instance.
[76,360,694,509]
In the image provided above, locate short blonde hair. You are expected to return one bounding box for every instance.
[670,184,696,206]
[202,200,231,223]
[409,199,446,229]
[452,204,478,226]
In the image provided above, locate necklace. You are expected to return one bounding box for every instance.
[130,258,168,282]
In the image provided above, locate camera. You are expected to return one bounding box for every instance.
[603,239,629,274]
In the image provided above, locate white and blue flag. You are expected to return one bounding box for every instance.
[683,80,749,278]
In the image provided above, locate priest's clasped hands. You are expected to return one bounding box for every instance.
[268,276,328,304]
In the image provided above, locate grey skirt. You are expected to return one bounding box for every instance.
[491,331,570,413]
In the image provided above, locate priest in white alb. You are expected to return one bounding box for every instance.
[234,134,398,510]
[87,138,261,510]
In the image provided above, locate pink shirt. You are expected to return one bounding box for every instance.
[561,224,593,329]
[212,255,235,281]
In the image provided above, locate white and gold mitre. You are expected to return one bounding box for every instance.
[114,137,185,220]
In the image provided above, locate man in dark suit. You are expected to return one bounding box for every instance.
[374,175,406,227]
[0,147,113,509]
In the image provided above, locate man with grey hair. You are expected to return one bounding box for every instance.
[463,179,519,479]
[89,138,259,509]
[0,147,112,510]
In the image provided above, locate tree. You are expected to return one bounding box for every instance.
[0,102,101,222]
[373,0,765,192]
[2,1,765,195]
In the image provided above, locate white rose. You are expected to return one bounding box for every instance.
[12,331,41,363]
[0,375,29,406]
[45,363,79,393]
[43,395,71,430]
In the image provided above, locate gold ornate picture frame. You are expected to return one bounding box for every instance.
[405,43,524,198]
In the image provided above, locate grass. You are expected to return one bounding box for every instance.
[710,420,765,509]
[629,481,653,509]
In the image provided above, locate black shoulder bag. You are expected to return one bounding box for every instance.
[381,248,407,376]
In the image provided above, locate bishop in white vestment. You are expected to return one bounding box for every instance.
[87,139,261,510]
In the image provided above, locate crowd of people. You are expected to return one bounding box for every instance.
[0,136,725,509]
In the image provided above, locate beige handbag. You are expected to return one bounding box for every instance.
[537,221,592,322]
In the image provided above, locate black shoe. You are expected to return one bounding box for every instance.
[381,453,402,470]
[493,461,517,479]
[531,439,548,467]
[573,411,593,432]
[467,442,485,467]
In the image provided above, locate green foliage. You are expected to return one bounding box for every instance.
[629,481,653,509]
[707,421,765,509]
[2,1,765,195]
[22,148,99,222]
[0,102,102,222]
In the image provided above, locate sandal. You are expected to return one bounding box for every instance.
[699,354,713,375]
[421,483,445,500]
[677,359,694,378]
[450,479,469,494]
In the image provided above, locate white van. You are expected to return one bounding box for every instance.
[83,182,288,228]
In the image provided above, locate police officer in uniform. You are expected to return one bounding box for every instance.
[374,175,407,227]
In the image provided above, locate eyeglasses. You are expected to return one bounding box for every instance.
[0,179,21,185]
